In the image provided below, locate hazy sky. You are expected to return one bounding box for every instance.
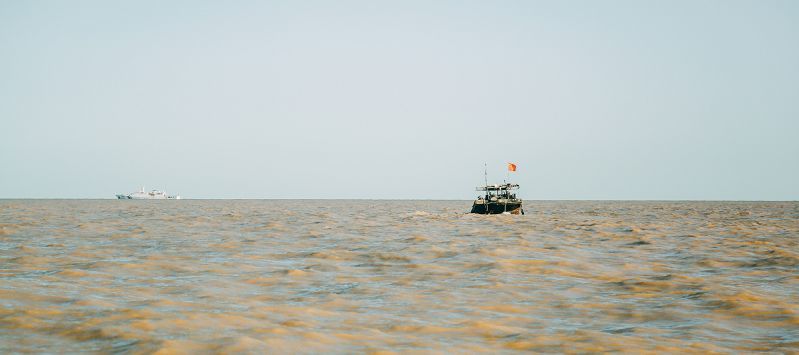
[1,1,797,199]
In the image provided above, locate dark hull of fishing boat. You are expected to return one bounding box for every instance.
[470,201,524,215]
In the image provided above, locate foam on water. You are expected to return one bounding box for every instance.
[0,200,797,352]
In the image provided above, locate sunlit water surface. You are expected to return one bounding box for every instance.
[1,200,797,353]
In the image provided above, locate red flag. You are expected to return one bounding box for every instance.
[508,163,517,172]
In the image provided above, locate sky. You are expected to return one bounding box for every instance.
[1,0,797,200]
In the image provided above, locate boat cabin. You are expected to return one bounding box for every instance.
[471,183,523,214]
[477,183,520,201]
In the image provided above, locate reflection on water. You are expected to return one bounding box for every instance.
[1,200,797,352]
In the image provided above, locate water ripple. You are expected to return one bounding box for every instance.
[0,200,797,352]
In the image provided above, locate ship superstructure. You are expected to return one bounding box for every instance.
[116,187,180,200]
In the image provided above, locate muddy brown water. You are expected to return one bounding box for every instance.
[1,200,797,353]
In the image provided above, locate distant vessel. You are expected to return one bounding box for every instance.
[470,183,523,215]
[470,163,523,214]
[116,187,180,200]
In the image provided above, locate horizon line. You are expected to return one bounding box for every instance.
[0,198,796,202]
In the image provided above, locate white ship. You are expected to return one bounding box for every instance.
[116,187,180,200]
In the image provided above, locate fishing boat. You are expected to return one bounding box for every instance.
[470,163,523,214]
[116,187,180,200]
[470,183,524,214]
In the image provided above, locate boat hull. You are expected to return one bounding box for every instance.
[470,200,524,215]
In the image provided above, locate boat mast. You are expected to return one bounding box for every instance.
[503,163,509,212]
[484,163,488,199]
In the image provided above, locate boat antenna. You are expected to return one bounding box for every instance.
[484,163,488,187]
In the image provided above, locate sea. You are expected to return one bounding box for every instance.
[1,200,797,353]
